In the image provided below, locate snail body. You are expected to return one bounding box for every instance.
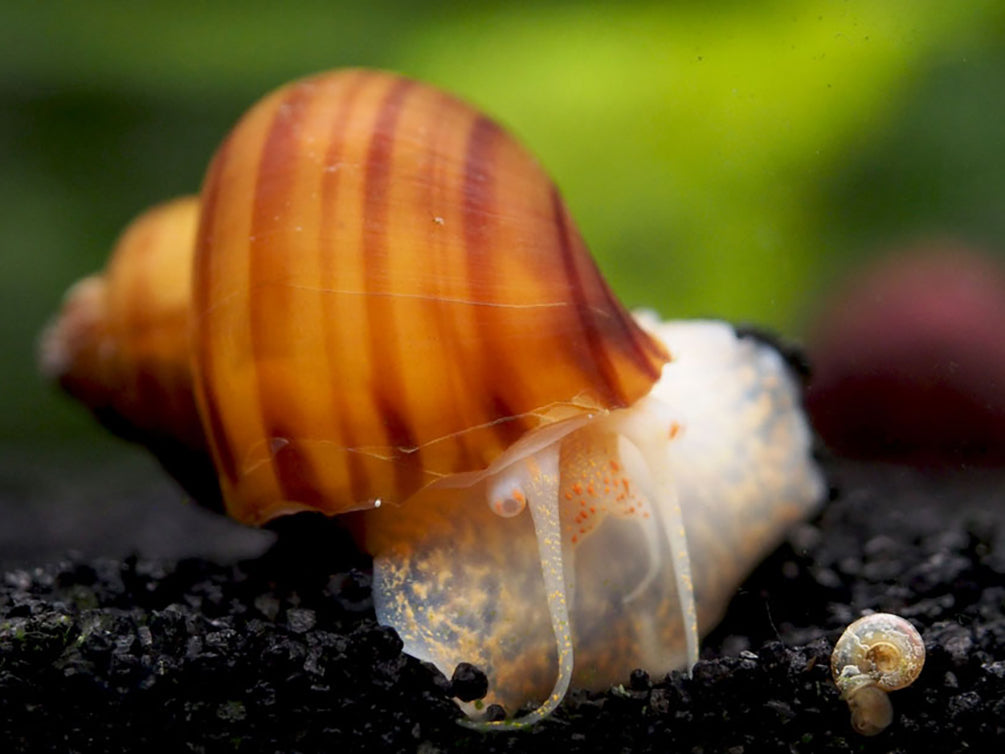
[43,69,824,724]
[831,613,926,736]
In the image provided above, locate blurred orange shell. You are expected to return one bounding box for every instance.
[192,69,669,525]
[40,196,220,505]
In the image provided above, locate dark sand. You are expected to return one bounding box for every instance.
[2,454,1003,752]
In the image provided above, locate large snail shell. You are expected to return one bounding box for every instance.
[40,196,220,506]
[192,69,669,524]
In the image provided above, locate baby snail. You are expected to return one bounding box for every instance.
[831,613,926,736]
[41,68,824,727]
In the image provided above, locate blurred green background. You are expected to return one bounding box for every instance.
[3,0,1005,460]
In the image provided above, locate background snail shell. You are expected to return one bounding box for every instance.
[40,196,221,507]
[831,613,926,736]
[42,69,824,724]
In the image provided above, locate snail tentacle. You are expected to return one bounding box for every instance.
[470,445,574,728]
[646,459,699,670]
[619,467,668,606]
[615,401,699,671]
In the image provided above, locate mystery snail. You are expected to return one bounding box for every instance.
[831,613,926,736]
[41,68,824,725]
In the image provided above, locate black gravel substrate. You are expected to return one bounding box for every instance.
[2,457,1004,753]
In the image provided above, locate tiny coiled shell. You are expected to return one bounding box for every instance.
[42,69,825,726]
[831,613,926,736]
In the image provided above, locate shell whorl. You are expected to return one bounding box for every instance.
[191,69,669,524]
[40,196,221,505]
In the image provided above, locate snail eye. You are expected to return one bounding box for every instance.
[490,488,527,518]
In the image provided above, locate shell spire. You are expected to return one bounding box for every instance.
[40,196,221,506]
[191,69,669,524]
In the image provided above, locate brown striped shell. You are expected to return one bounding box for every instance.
[192,69,669,525]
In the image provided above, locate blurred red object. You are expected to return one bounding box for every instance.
[806,243,1005,465]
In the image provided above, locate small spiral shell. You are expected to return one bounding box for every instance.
[831,613,925,736]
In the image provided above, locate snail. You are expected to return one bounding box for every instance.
[41,68,824,725]
[831,613,926,736]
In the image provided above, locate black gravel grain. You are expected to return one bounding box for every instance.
[2,458,1004,753]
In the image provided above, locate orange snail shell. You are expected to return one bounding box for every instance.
[192,68,669,525]
[40,196,221,507]
[42,69,824,725]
